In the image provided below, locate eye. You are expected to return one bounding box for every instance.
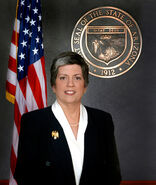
[74,76,82,80]
[59,76,66,80]
[76,76,81,80]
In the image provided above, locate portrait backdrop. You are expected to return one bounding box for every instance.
[0,0,156,183]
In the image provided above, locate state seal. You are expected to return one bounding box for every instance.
[71,7,142,78]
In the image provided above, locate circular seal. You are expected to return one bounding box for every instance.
[71,7,142,78]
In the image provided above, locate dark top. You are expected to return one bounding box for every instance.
[14,106,122,185]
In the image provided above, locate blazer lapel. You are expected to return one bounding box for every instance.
[48,109,76,184]
[80,108,100,184]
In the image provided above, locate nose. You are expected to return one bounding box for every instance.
[67,77,74,87]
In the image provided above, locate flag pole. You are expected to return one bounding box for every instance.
[15,0,19,63]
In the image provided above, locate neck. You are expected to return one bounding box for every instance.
[57,100,81,124]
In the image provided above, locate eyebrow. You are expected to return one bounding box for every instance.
[58,73,82,76]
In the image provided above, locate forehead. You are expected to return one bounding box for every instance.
[58,64,82,75]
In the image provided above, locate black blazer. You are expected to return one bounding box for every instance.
[14,106,121,185]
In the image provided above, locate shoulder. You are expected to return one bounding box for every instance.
[85,106,114,129]
[85,106,112,119]
[20,106,53,133]
[21,106,52,121]
[22,106,51,118]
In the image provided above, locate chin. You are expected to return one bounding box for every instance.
[62,99,81,105]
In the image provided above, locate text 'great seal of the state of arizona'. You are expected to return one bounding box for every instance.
[71,7,142,78]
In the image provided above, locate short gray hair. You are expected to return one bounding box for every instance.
[50,52,89,87]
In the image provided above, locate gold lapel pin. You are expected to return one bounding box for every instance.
[51,131,59,140]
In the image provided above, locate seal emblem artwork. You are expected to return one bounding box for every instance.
[71,7,142,78]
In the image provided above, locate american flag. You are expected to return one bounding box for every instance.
[6,0,47,184]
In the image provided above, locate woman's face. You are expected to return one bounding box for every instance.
[52,64,87,106]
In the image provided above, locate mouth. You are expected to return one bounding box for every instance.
[64,90,76,95]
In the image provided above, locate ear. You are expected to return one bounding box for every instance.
[52,85,56,94]
[84,86,87,94]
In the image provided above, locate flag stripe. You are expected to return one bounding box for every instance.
[18,78,27,99]
[13,18,20,33]
[8,56,17,73]
[10,43,18,60]
[6,81,16,96]
[41,57,47,105]
[33,57,47,107]
[11,31,19,46]
[28,63,44,109]
[10,146,17,175]
[7,69,17,86]
[9,171,17,185]
[12,122,19,156]
[14,100,22,134]
[26,80,39,112]
[15,82,26,116]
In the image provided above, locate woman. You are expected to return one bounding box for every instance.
[14,52,121,185]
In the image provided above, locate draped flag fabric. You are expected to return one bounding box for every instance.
[6,0,47,184]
